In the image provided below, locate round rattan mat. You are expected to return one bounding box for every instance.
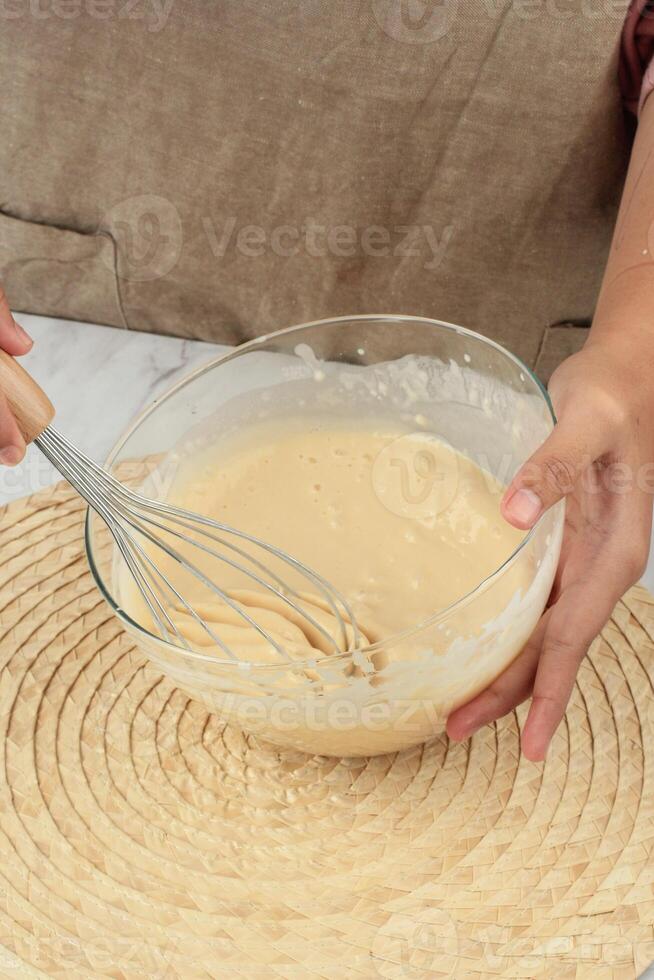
[1,480,654,979]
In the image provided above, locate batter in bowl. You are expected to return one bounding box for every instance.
[143,417,527,645]
[102,329,567,757]
[116,413,541,756]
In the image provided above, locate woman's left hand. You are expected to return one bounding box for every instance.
[446,338,654,761]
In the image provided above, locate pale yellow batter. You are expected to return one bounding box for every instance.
[118,416,542,754]
[165,420,523,639]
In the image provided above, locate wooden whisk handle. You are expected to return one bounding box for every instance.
[0,349,55,444]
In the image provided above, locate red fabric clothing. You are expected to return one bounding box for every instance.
[622,0,654,113]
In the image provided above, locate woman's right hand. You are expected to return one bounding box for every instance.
[0,285,33,465]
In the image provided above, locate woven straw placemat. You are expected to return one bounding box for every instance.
[0,480,654,979]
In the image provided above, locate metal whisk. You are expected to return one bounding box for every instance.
[2,351,359,662]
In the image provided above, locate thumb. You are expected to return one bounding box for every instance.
[501,410,607,530]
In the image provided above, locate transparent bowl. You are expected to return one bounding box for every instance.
[86,315,564,756]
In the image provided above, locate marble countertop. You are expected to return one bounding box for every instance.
[4,313,654,595]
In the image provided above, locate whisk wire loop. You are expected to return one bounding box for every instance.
[45,431,358,646]
[35,426,358,662]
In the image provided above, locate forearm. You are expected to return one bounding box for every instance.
[591,95,654,351]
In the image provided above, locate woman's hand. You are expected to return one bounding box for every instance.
[447,338,654,761]
[0,285,32,465]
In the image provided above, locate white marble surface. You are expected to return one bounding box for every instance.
[3,312,654,595]
[0,313,225,504]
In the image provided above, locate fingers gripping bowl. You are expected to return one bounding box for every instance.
[86,316,563,756]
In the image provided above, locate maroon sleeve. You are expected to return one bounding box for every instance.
[621,0,654,115]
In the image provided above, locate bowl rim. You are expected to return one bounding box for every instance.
[85,312,558,668]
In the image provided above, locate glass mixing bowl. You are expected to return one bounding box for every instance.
[86,315,563,756]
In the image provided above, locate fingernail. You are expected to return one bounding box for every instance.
[12,320,33,347]
[0,446,23,466]
[504,488,542,527]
